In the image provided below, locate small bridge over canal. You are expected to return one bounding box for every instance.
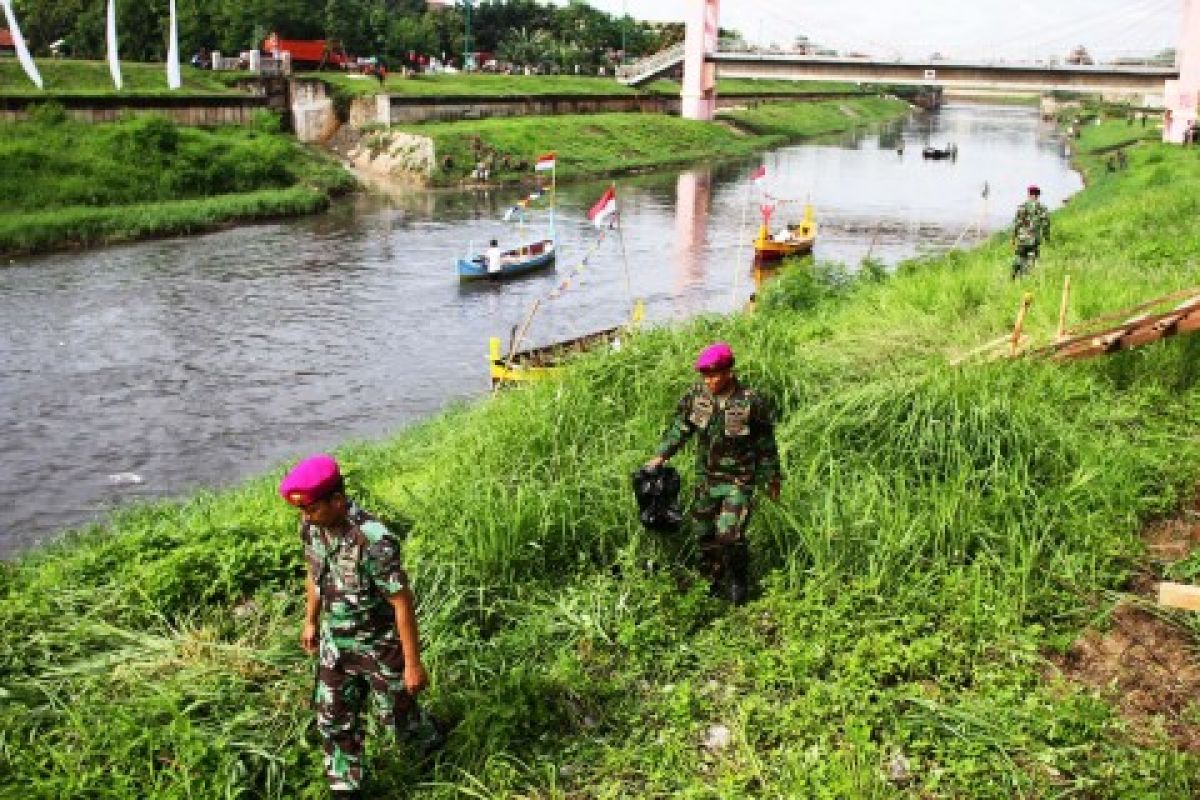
[618,0,1200,145]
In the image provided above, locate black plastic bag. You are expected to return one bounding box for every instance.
[631,464,684,532]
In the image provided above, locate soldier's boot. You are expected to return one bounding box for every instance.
[726,544,750,606]
[330,791,362,800]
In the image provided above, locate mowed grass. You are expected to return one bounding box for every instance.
[0,109,355,255]
[397,97,909,186]
[0,59,243,96]
[4,122,1200,798]
[720,95,911,138]
[318,70,641,97]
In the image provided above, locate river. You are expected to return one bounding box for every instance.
[0,102,1082,557]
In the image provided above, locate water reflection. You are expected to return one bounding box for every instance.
[0,104,1083,555]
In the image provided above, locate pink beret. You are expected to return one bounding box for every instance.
[1027,185,1040,194]
[695,342,734,372]
[279,454,342,506]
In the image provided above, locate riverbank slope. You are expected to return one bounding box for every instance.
[0,107,356,257]
[3,120,1200,797]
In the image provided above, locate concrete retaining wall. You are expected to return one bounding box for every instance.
[0,94,270,125]
[374,91,861,125]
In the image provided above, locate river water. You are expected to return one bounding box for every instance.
[0,103,1081,557]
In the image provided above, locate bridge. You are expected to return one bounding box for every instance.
[616,0,1199,145]
[619,51,1176,96]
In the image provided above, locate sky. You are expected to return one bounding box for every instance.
[569,0,1182,62]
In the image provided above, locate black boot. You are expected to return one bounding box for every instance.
[726,544,750,606]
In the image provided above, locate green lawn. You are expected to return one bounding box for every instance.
[0,58,244,96]
[4,123,1200,797]
[316,70,641,97]
[393,97,909,186]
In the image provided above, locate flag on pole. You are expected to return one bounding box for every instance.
[166,0,181,90]
[0,0,43,89]
[534,153,556,172]
[106,0,123,90]
[750,165,766,185]
[588,186,618,229]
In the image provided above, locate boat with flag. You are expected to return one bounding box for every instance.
[489,183,639,385]
[457,152,558,281]
[753,202,817,263]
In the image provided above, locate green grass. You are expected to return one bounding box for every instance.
[395,98,908,186]
[646,77,869,96]
[316,71,642,98]
[719,96,911,139]
[4,123,1200,797]
[0,109,356,256]
[0,59,244,96]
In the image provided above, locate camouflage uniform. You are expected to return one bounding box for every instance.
[655,380,781,596]
[302,503,431,794]
[1011,199,1050,278]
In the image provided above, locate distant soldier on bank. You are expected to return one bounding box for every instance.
[645,342,782,605]
[280,454,445,799]
[1011,185,1050,279]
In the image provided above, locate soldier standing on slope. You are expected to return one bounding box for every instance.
[646,342,782,605]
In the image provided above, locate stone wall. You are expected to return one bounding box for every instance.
[0,94,270,125]
[342,129,436,185]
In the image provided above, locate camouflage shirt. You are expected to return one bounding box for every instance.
[656,379,781,486]
[1013,199,1050,246]
[301,503,410,649]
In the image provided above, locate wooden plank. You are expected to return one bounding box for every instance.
[1158,581,1200,611]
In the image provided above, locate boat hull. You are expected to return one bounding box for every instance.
[458,239,556,280]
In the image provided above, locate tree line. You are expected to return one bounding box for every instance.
[9,0,683,71]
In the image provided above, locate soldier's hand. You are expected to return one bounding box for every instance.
[767,479,781,502]
[301,621,319,655]
[644,455,666,471]
[405,661,430,695]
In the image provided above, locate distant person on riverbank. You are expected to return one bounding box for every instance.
[645,342,782,605]
[1011,185,1049,279]
[280,454,445,799]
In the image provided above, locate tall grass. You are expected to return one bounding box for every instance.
[0,109,356,256]
[3,123,1200,797]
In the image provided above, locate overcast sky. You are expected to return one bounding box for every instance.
[571,0,1181,61]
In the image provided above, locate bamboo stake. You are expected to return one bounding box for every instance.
[1056,274,1072,340]
[1010,292,1033,357]
[614,182,633,309]
[494,297,543,392]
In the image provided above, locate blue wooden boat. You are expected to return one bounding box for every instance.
[457,238,556,280]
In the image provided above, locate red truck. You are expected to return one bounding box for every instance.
[262,33,350,69]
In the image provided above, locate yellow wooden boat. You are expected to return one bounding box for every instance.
[489,300,644,386]
[753,203,817,263]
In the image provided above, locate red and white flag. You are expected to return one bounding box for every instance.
[588,186,618,228]
[750,165,766,185]
[534,152,556,172]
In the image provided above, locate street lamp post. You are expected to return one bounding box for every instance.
[621,0,627,64]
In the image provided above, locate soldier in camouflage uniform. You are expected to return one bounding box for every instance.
[1011,185,1050,279]
[280,454,442,799]
[646,342,781,605]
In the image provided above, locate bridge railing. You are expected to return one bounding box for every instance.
[616,43,685,84]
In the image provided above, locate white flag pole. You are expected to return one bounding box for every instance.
[1,0,43,89]
[166,0,181,89]
[733,178,753,306]
[107,0,123,91]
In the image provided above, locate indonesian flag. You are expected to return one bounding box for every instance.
[534,153,556,172]
[750,165,766,185]
[588,186,618,229]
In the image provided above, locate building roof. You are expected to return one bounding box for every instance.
[0,29,15,48]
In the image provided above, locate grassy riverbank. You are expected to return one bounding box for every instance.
[4,121,1200,797]
[398,96,909,186]
[0,59,242,96]
[0,108,355,256]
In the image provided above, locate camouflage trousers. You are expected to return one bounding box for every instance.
[1011,243,1040,278]
[691,480,754,590]
[314,638,422,793]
